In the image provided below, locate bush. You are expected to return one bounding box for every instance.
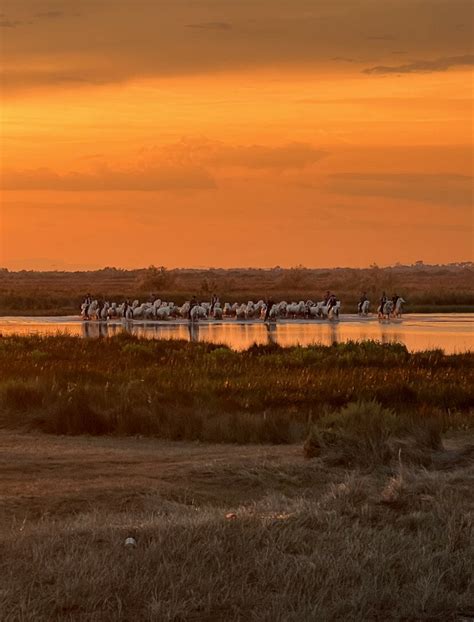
[304,400,399,466]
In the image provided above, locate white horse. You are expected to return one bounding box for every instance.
[245,301,257,319]
[235,304,247,320]
[222,302,233,317]
[379,300,394,319]
[156,305,172,320]
[81,300,99,320]
[358,300,370,316]
[133,302,152,319]
[286,301,306,319]
[213,302,223,319]
[99,302,110,320]
[190,305,207,321]
[107,302,118,319]
[317,301,341,320]
[394,297,405,318]
[307,303,320,318]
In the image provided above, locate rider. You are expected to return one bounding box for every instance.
[189,295,198,319]
[323,290,331,305]
[327,293,337,314]
[379,291,387,315]
[358,292,368,313]
[83,293,92,320]
[264,297,275,322]
[392,293,399,307]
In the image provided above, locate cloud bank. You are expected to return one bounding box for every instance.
[364,54,474,75]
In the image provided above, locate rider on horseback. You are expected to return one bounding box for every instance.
[327,293,337,315]
[358,292,368,314]
[83,293,92,320]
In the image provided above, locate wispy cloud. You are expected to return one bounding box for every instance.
[328,173,473,207]
[366,35,396,41]
[185,22,231,30]
[0,19,22,28]
[363,54,474,75]
[34,11,64,19]
[1,165,216,192]
[161,140,328,171]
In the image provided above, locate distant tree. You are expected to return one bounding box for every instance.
[139,265,176,291]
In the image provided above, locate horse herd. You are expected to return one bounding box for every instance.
[80,296,405,322]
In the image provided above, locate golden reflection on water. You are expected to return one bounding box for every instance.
[0,315,472,354]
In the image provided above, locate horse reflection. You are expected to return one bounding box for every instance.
[188,321,200,343]
[82,321,109,338]
[329,322,339,346]
[265,321,278,346]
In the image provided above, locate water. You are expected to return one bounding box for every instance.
[0,314,472,354]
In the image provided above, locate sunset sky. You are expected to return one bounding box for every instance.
[0,0,473,270]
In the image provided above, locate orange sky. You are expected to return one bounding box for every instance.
[0,0,473,269]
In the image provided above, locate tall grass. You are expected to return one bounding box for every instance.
[0,335,472,441]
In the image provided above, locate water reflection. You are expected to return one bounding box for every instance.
[0,315,472,354]
[188,321,200,343]
[265,321,278,346]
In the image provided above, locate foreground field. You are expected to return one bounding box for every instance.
[1,431,473,621]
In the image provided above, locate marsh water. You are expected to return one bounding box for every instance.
[0,314,472,354]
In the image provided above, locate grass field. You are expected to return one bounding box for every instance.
[1,431,473,621]
[1,263,473,315]
[1,336,473,620]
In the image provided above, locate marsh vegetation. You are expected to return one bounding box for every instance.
[0,335,472,442]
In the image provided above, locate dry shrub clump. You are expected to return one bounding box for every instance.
[304,400,398,465]
[304,400,451,467]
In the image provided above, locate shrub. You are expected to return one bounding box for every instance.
[304,400,399,466]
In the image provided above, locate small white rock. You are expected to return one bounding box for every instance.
[124,537,137,547]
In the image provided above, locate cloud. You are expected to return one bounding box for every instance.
[1,0,472,92]
[366,35,396,41]
[34,11,64,19]
[185,22,231,30]
[209,142,327,170]
[0,19,21,28]
[166,140,328,170]
[363,54,474,75]
[1,165,216,192]
[327,173,473,207]
[330,57,356,63]
[0,69,115,90]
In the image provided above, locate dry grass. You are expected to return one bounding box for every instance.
[1,431,473,621]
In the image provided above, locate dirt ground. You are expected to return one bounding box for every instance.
[0,432,323,524]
